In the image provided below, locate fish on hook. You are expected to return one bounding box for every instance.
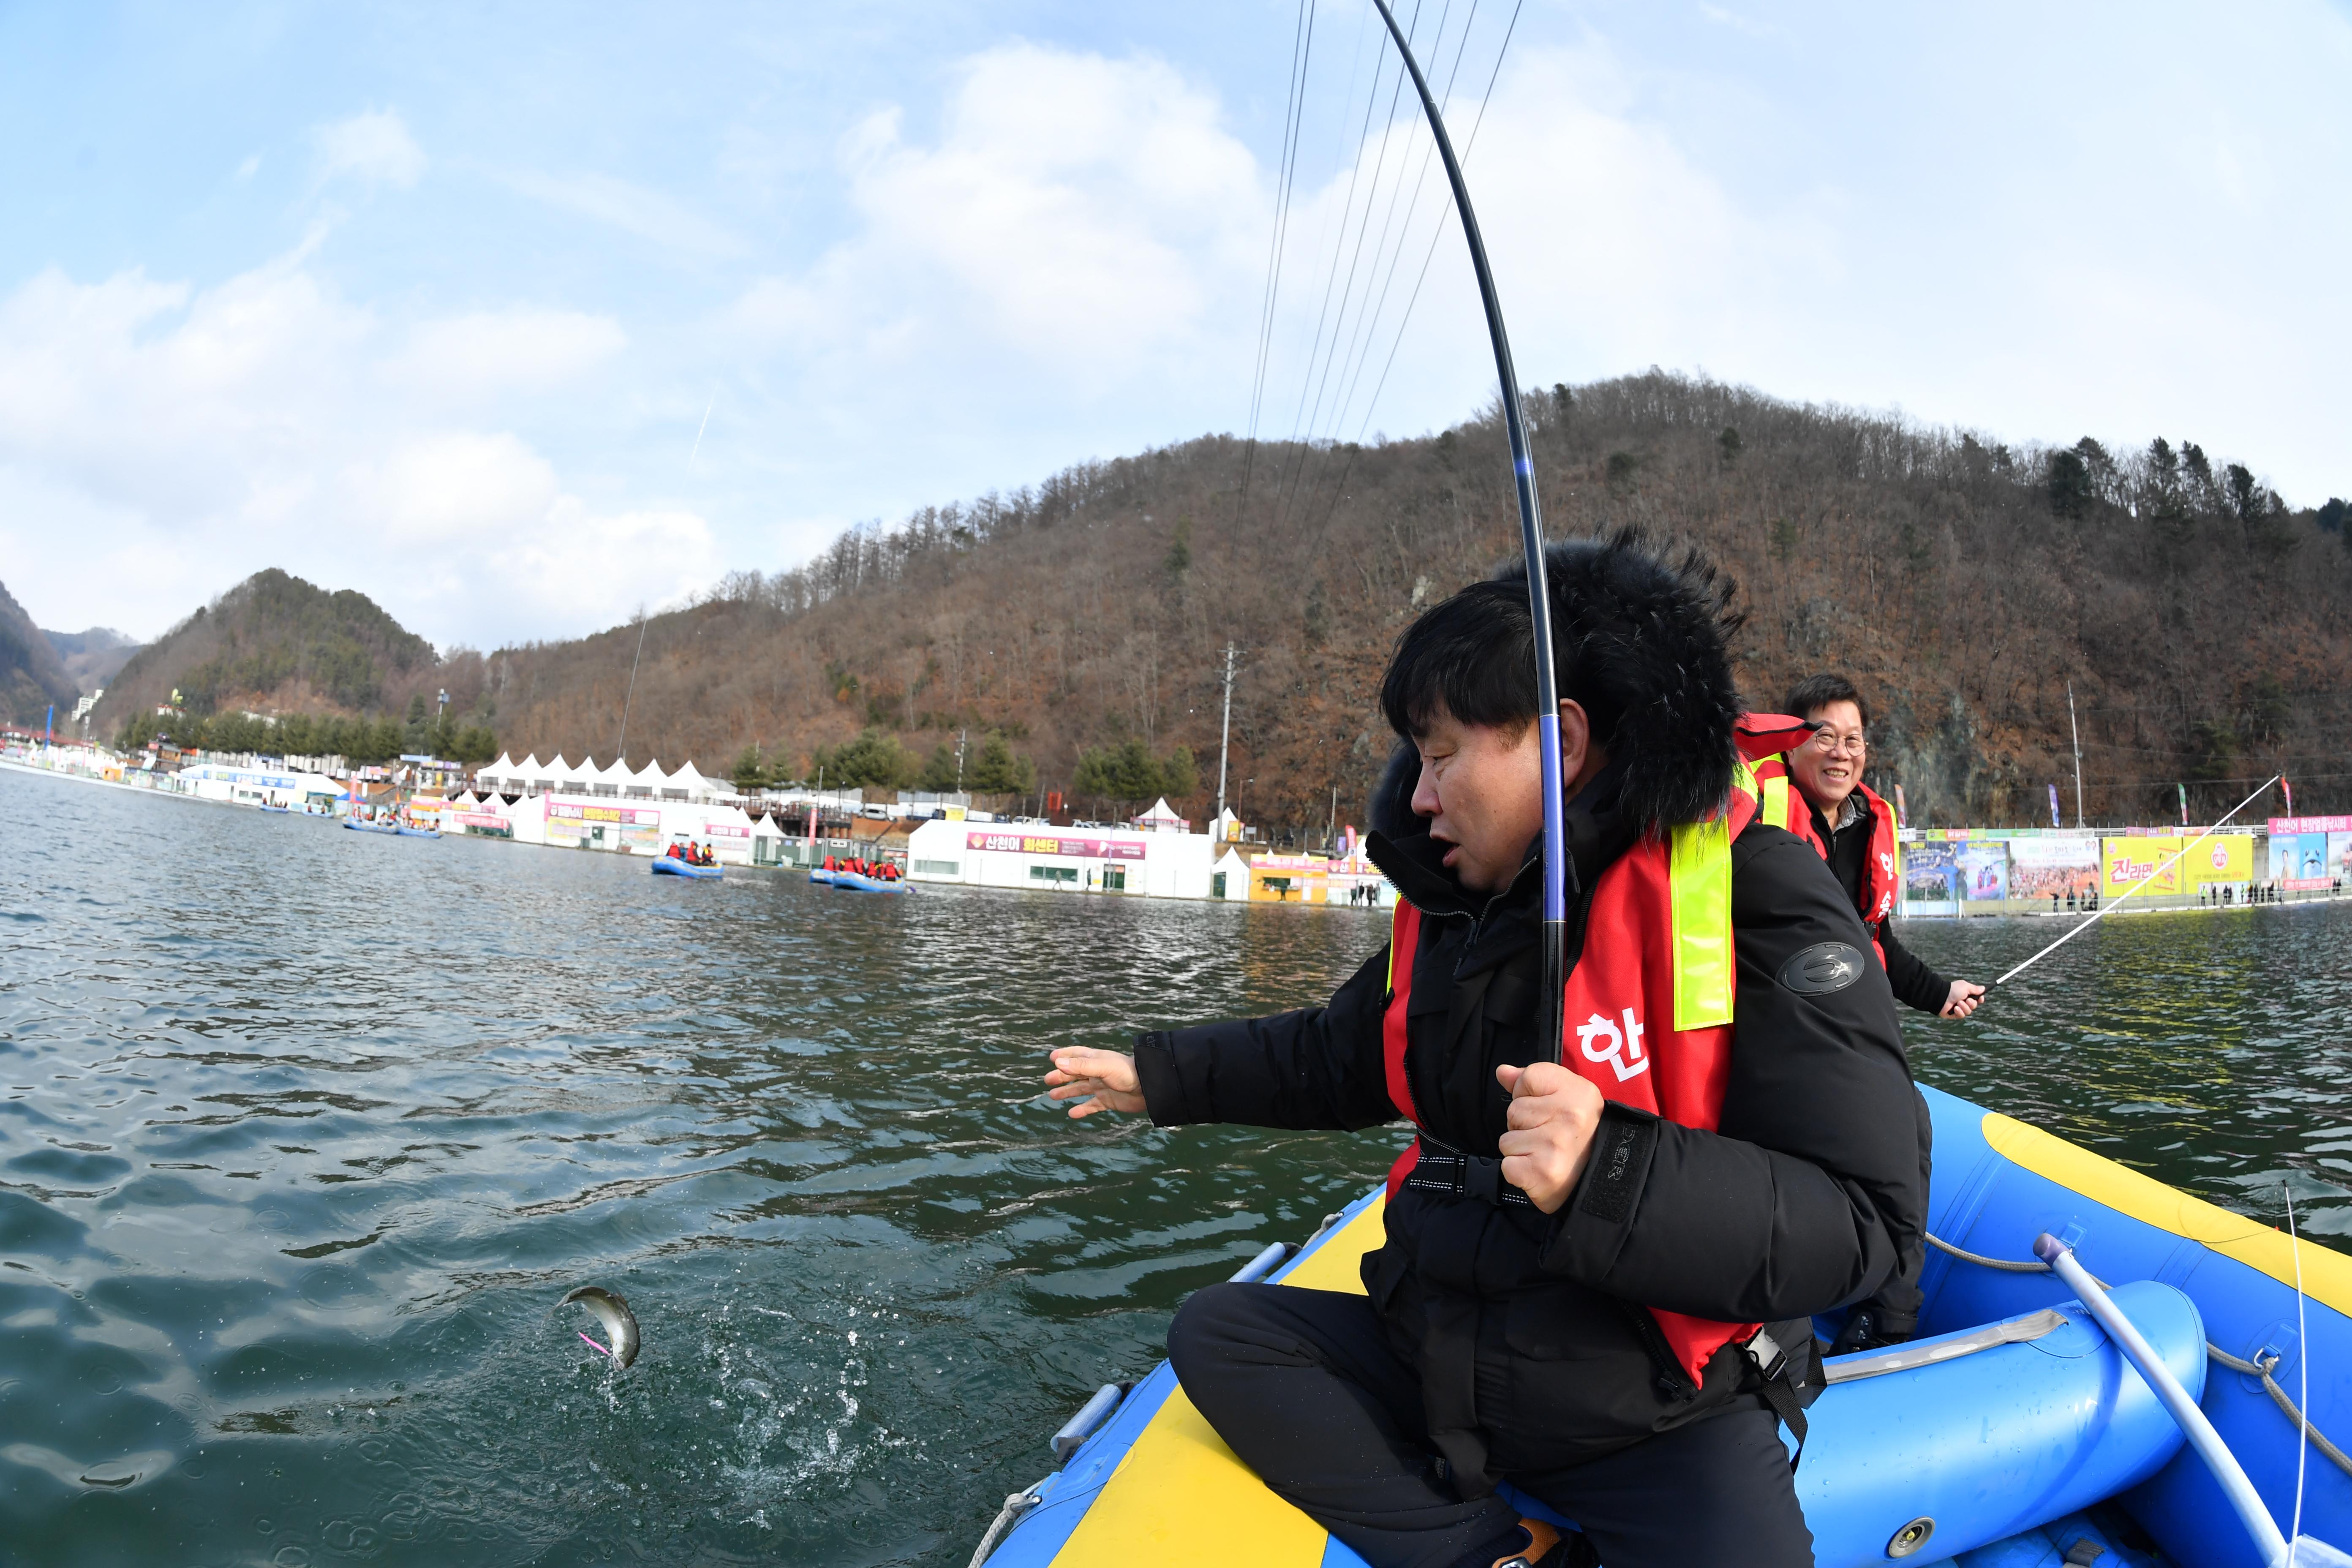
[562,1285,640,1368]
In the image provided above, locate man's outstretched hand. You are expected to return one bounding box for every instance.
[1045,1047,1147,1119]
[1494,1062,1605,1213]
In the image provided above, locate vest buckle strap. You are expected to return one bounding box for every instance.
[1402,1143,1533,1208]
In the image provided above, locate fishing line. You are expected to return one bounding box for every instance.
[1988,774,2279,988]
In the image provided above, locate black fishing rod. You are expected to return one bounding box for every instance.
[1367,0,1566,1063]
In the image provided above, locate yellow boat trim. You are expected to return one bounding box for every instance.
[1982,1111,2352,1315]
[1048,1200,1389,1568]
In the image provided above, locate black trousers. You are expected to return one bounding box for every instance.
[1167,1283,1814,1568]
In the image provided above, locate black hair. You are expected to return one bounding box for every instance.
[1376,529,1744,831]
[1784,673,1870,730]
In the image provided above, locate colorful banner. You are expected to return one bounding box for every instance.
[2102,838,2180,896]
[1956,840,2010,901]
[2189,834,2255,886]
[702,822,751,839]
[2008,836,2099,899]
[546,800,662,826]
[2268,830,2350,891]
[1902,842,1959,910]
[2048,784,2061,828]
[966,830,1146,860]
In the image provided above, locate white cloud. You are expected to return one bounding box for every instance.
[312,109,425,188]
[731,44,1265,387]
[384,309,628,398]
[491,168,745,256]
[0,252,708,648]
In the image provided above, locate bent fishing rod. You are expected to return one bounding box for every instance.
[1988,774,2280,990]
[1369,0,1568,1064]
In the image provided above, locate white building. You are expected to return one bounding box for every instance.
[475,753,731,805]
[904,818,1219,898]
[176,760,343,809]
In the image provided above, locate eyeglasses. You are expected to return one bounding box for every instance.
[1810,730,1867,757]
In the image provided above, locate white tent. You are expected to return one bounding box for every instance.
[666,760,722,802]
[593,757,636,795]
[1133,797,1190,832]
[630,759,669,798]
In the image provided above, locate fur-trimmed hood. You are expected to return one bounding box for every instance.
[1369,530,1743,840]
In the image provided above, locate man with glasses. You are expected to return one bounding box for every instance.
[1781,675,1984,1024]
[1780,673,1981,1355]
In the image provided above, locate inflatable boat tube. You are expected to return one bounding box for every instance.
[979,1083,2352,1568]
[830,871,906,893]
[395,825,440,838]
[342,819,399,835]
[652,855,721,879]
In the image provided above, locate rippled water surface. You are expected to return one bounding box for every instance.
[4,768,2347,1566]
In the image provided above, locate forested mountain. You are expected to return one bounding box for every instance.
[469,371,2352,833]
[0,579,78,727]
[41,626,142,694]
[94,569,500,763]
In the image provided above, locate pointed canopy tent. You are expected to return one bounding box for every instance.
[664,760,723,803]
[506,754,542,793]
[1132,797,1191,833]
[593,757,636,795]
[629,760,668,798]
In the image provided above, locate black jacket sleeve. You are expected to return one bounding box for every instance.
[1539,826,1925,1323]
[1133,944,1400,1132]
[1875,917,1952,1015]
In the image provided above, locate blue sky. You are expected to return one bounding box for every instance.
[3,2,2346,651]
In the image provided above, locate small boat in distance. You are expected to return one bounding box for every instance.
[810,868,906,893]
[652,855,721,880]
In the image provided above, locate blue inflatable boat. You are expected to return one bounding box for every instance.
[343,819,400,835]
[809,868,906,893]
[977,1083,2349,1568]
[652,855,721,879]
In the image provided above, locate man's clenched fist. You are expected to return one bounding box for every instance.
[1494,1061,1605,1213]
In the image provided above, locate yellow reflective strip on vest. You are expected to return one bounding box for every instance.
[1669,817,1735,1031]
[1761,771,1789,830]
[1386,901,1407,997]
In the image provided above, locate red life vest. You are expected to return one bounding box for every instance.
[1379,768,1772,1388]
[1748,756,1901,940]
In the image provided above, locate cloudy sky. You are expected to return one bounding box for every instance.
[3,2,2345,651]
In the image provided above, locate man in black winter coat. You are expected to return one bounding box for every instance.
[1781,672,1980,1356]
[1044,538,1924,1568]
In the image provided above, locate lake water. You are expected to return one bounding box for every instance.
[4,766,2347,1566]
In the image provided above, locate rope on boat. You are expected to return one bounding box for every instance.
[1925,1231,2352,1479]
[969,1481,1047,1568]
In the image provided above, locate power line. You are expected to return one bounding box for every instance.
[1310,0,1525,534]
[1233,0,1318,529]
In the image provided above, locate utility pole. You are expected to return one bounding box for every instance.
[1215,642,1236,833]
[2067,682,2085,828]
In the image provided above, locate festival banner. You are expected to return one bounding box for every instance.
[2267,829,2350,891]
[1901,842,1959,914]
[966,830,1147,860]
[2008,836,2099,900]
[2102,838,2180,896]
[1955,839,2010,902]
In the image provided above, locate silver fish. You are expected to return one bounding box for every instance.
[562,1285,640,1368]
